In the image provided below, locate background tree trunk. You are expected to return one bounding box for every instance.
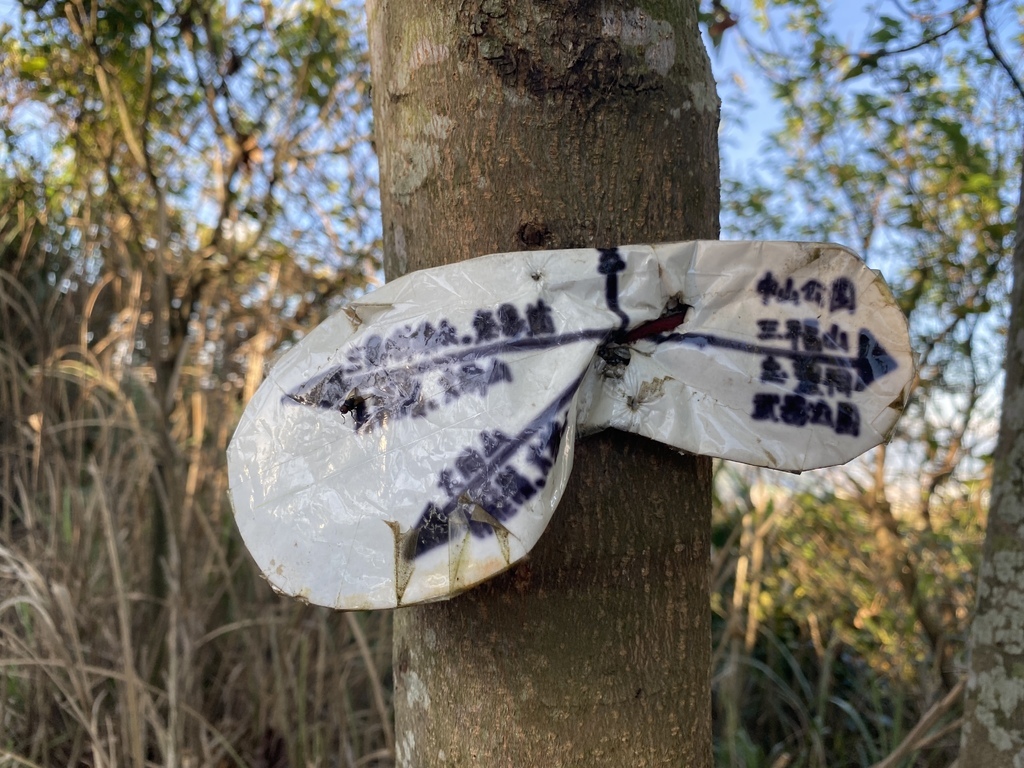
[960,159,1024,764]
[366,1,719,764]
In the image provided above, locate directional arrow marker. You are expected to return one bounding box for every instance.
[227,241,916,609]
[669,327,898,391]
[855,328,899,388]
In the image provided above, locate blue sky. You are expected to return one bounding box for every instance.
[0,0,877,165]
[706,2,874,170]
[0,0,881,185]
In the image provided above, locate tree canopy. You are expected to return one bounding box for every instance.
[1,2,391,764]
[707,1,1022,764]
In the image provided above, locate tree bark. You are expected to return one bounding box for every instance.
[960,159,1024,763]
[365,1,719,764]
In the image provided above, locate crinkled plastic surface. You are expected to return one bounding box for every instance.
[227,241,915,609]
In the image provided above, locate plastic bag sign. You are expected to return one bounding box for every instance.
[227,241,914,609]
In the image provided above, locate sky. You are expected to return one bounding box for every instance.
[699,1,1015,495]
[0,0,878,165]
[706,2,874,171]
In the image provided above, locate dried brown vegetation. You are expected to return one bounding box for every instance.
[0,213,393,767]
[1,0,393,764]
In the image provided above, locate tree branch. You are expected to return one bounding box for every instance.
[871,678,966,768]
[979,0,1024,101]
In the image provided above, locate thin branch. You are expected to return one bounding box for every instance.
[853,2,978,61]
[979,0,1024,101]
[870,678,966,768]
[65,2,149,175]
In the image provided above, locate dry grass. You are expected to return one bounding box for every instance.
[0,210,980,768]
[0,260,394,767]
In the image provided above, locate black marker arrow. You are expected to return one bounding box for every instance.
[853,329,899,388]
[664,328,898,391]
[412,375,580,557]
[283,328,609,431]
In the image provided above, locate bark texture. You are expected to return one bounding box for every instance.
[961,164,1024,764]
[365,1,719,764]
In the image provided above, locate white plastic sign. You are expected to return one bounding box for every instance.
[227,241,914,609]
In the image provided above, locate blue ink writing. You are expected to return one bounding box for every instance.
[757,271,857,313]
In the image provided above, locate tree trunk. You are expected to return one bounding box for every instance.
[960,159,1024,763]
[365,2,719,764]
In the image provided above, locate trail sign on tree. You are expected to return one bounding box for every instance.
[227,240,914,610]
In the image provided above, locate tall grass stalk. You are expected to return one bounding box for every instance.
[0,254,394,766]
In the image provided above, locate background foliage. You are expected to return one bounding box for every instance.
[707,0,1021,765]
[1,1,390,765]
[0,0,1021,765]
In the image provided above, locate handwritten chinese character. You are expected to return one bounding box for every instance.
[526,300,556,336]
[498,304,525,337]
[473,310,499,342]
[801,279,825,306]
[780,394,810,426]
[824,367,853,398]
[793,358,823,396]
[836,402,860,436]
[809,400,834,428]
[760,356,788,384]
[751,393,780,422]
[822,323,849,351]
[830,277,856,313]
[757,319,780,340]
[756,272,780,305]
[777,277,800,304]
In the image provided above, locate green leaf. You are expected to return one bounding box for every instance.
[842,53,878,81]
[963,173,994,194]
[868,15,902,46]
[19,55,48,75]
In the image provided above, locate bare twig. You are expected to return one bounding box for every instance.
[854,2,978,61]
[979,0,1024,101]
[345,613,395,756]
[870,678,966,768]
[91,460,146,768]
